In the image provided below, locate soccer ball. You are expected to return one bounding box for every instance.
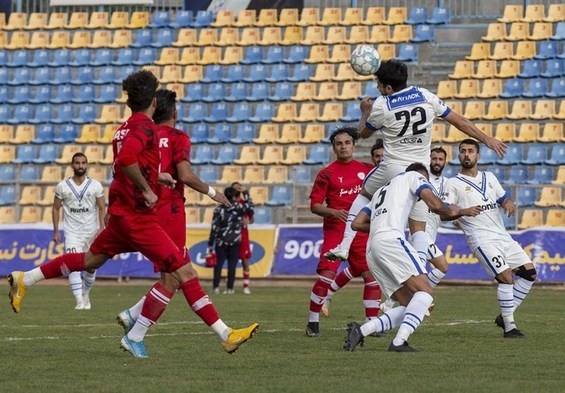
[350,45,381,76]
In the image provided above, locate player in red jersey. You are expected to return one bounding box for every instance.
[8,71,259,358]
[305,127,382,337]
[231,182,254,294]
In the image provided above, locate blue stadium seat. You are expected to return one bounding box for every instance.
[516,187,537,206]
[304,144,329,165]
[287,64,311,82]
[284,46,308,64]
[151,29,174,48]
[149,11,172,28]
[211,145,238,164]
[94,66,118,85]
[246,82,269,102]
[545,78,565,97]
[293,166,312,184]
[8,49,29,68]
[230,123,255,143]
[262,46,285,64]
[50,85,73,104]
[397,43,419,62]
[340,102,361,122]
[169,10,193,28]
[29,67,50,85]
[71,67,94,85]
[72,104,96,124]
[189,124,209,143]
[486,165,507,183]
[191,10,214,28]
[32,124,55,143]
[269,81,293,101]
[521,144,548,165]
[204,102,228,123]
[412,25,436,42]
[499,78,525,98]
[405,7,427,24]
[0,68,8,85]
[362,81,382,98]
[51,104,74,124]
[265,185,291,206]
[478,147,499,165]
[191,144,214,165]
[198,165,219,183]
[221,64,245,83]
[182,103,207,123]
[226,103,252,124]
[0,50,8,67]
[541,59,563,78]
[54,124,79,143]
[0,185,16,205]
[72,84,95,103]
[244,64,268,82]
[202,83,226,103]
[0,165,16,182]
[28,49,50,68]
[8,105,33,124]
[0,86,6,103]
[522,78,547,98]
[8,85,31,104]
[19,165,40,182]
[505,165,528,184]
[518,59,542,78]
[225,82,249,102]
[201,65,223,83]
[33,144,59,164]
[112,48,135,66]
[266,63,290,82]
[526,166,554,184]
[545,144,565,165]
[48,49,70,67]
[241,47,264,65]
[94,85,120,103]
[551,21,565,40]
[8,67,31,85]
[69,48,92,67]
[30,105,53,126]
[249,103,275,123]
[12,145,37,164]
[131,29,153,48]
[30,85,52,104]
[114,65,136,84]
[181,83,205,103]
[253,207,272,224]
[442,165,457,178]
[50,67,71,85]
[427,7,451,24]
[498,144,523,165]
[501,211,516,230]
[207,124,231,144]
[535,41,558,60]
[90,48,113,66]
[0,105,9,123]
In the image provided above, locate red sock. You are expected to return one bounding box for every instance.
[140,282,174,323]
[40,253,85,279]
[180,278,219,326]
[332,267,353,291]
[363,276,382,319]
[309,273,334,313]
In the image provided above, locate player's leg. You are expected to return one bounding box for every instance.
[427,254,448,288]
[63,241,86,309]
[322,266,353,317]
[225,244,240,294]
[213,245,227,293]
[240,228,252,294]
[81,234,98,310]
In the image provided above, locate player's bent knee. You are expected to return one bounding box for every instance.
[515,265,537,282]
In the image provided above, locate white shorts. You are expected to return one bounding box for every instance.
[427,242,444,261]
[64,233,97,253]
[474,240,532,277]
[367,234,428,298]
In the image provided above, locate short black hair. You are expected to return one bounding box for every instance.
[375,60,408,92]
[329,126,359,146]
[406,162,429,177]
[122,69,159,113]
[153,88,177,124]
[370,138,384,156]
[71,152,87,164]
[458,138,480,153]
[430,146,448,158]
[224,186,238,200]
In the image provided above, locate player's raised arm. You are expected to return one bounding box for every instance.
[419,188,482,221]
[351,206,371,233]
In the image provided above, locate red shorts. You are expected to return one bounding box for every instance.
[154,201,190,272]
[239,226,252,260]
[90,212,187,274]
[318,231,369,276]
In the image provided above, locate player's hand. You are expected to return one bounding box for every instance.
[359,96,374,114]
[459,205,483,217]
[158,173,177,189]
[143,189,158,208]
[485,136,508,158]
[213,192,231,207]
[503,200,516,217]
[332,209,349,222]
[53,232,61,244]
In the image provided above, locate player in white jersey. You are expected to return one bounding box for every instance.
[445,139,537,338]
[325,60,507,267]
[53,152,105,310]
[343,163,481,352]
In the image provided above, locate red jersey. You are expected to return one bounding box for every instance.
[310,159,373,232]
[109,113,160,216]
[157,124,191,205]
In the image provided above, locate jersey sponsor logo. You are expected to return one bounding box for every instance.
[374,207,388,217]
[399,137,423,144]
[479,202,498,211]
[113,128,129,141]
[70,207,90,213]
[387,88,426,109]
[159,137,169,148]
[339,184,362,198]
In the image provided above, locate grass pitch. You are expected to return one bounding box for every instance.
[1,281,564,393]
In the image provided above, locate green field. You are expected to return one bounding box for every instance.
[1,282,564,393]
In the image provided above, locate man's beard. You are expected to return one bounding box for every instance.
[460,160,474,169]
[74,169,86,177]
[430,164,444,176]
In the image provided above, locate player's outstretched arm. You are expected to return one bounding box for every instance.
[176,161,230,206]
[311,203,348,222]
[358,97,375,139]
[351,208,370,233]
[500,197,516,217]
[421,188,482,221]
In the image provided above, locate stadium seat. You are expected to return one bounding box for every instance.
[240,46,264,65]
[500,78,525,98]
[26,31,50,49]
[304,144,329,165]
[20,206,42,223]
[281,146,307,165]
[293,166,312,184]
[287,63,312,82]
[253,124,279,144]
[207,124,231,144]
[534,186,562,207]
[229,123,255,142]
[527,165,555,185]
[546,209,565,227]
[257,146,283,165]
[369,25,391,43]
[428,7,451,24]
[19,165,40,182]
[377,43,396,60]
[514,123,539,142]
[506,22,529,41]
[318,103,343,122]
[217,166,242,184]
[490,42,513,60]
[19,185,41,205]
[466,43,490,60]
[529,22,553,41]
[323,26,346,45]
[314,82,338,101]
[405,7,427,24]
[45,12,67,30]
[483,100,508,120]
[498,144,524,165]
[539,123,563,143]
[249,103,275,123]
[363,7,385,25]
[280,26,303,45]
[506,100,532,119]
[226,82,251,102]
[546,144,565,165]
[384,7,407,25]
[168,10,193,29]
[236,27,259,46]
[0,185,16,205]
[555,101,565,120]
[397,43,419,62]
[552,167,565,185]
[295,103,320,122]
[265,185,291,206]
[8,85,31,104]
[276,124,301,144]
[268,81,293,102]
[513,40,537,60]
[473,60,496,79]
[411,24,435,43]
[126,11,149,29]
[272,103,298,123]
[455,79,479,98]
[530,99,556,119]
[0,206,16,224]
[389,24,413,43]
[482,22,507,41]
[253,207,272,224]
[202,83,226,103]
[436,80,457,99]
[551,21,565,40]
[522,78,547,98]
[501,211,517,230]
[263,166,289,184]
[505,165,528,184]
[198,166,219,184]
[266,63,290,82]
[516,187,537,206]
[12,124,35,144]
[522,4,545,22]
[498,5,523,23]
[39,165,62,183]
[522,144,549,165]
[542,59,563,78]
[496,60,520,78]
[346,25,370,44]
[211,145,238,165]
[304,44,329,63]
[191,145,214,165]
[259,27,282,46]
[337,82,362,101]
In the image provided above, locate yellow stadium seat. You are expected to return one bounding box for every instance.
[47,31,70,49]
[248,186,268,205]
[369,25,391,43]
[318,7,341,26]
[327,44,351,64]
[95,105,123,125]
[20,206,42,223]
[257,146,283,165]
[493,123,516,142]
[337,81,362,100]
[530,100,555,120]
[38,186,57,206]
[295,103,320,122]
[6,31,30,49]
[0,207,16,224]
[318,103,343,122]
[546,209,565,227]
[444,100,463,115]
[512,40,536,60]
[242,165,265,183]
[389,24,413,43]
[314,82,338,101]
[177,47,200,65]
[474,122,493,137]
[333,63,359,81]
[280,26,303,45]
[506,100,532,120]
[506,22,529,41]
[455,79,479,99]
[477,79,502,98]
[443,125,468,143]
[514,123,538,143]
[291,82,316,102]
[498,5,523,23]
[20,186,41,205]
[155,48,180,65]
[219,46,243,65]
[87,11,109,29]
[346,25,370,44]
[68,31,92,48]
[83,145,105,164]
[211,9,234,27]
[432,123,446,143]
[377,43,396,60]
[233,9,256,27]
[4,12,26,30]
[462,101,485,120]
[86,165,107,182]
[253,124,279,144]
[26,31,49,49]
[195,28,219,46]
[39,166,62,184]
[97,125,117,144]
[202,207,215,224]
[160,65,182,83]
[465,43,490,60]
[99,145,114,165]
[522,4,545,22]
[183,187,201,206]
[185,207,200,222]
[234,146,261,165]
[13,125,35,144]
[489,42,513,60]
[543,4,565,22]
[259,27,282,46]
[535,186,562,207]
[496,60,520,78]
[529,22,552,40]
[296,7,320,26]
[272,103,298,123]
[539,123,563,143]
[482,23,507,41]
[45,12,67,30]
[552,167,565,185]
[363,7,385,25]
[299,124,324,143]
[482,100,508,120]
[0,125,14,143]
[218,166,243,184]
[310,63,335,82]
[65,12,88,29]
[255,9,277,27]
[472,60,496,79]
[263,166,289,184]
[106,11,129,29]
[555,101,565,120]
[436,80,458,99]
[448,60,474,79]
[108,30,132,48]
[172,28,197,47]
[281,146,307,165]
[276,124,301,144]
[24,12,47,30]
[276,9,299,26]
[517,209,543,229]
[237,27,260,46]
[126,11,149,29]
[323,26,347,44]
[384,7,407,25]
[166,83,185,101]
[340,7,363,26]
[76,124,100,143]
[180,65,203,83]
[0,145,16,163]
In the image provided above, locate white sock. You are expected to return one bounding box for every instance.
[360,306,406,336]
[23,268,45,287]
[410,231,431,264]
[211,319,230,342]
[82,270,96,294]
[127,315,152,342]
[309,311,320,323]
[339,193,370,251]
[383,297,396,309]
[325,290,334,303]
[393,291,433,346]
[497,283,516,332]
[427,268,446,288]
[128,296,146,320]
[513,277,533,311]
[68,271,83,299]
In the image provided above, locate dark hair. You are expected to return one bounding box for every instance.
[122,70,159,113]
[430,146,448,158]
[71,152,87,164]
[458,138,480,153]
[406,162,429,177]
[375,60,408,91]
[329,126,360,146]
[153,88,177,124]
[231,182,241,188]
[224,186,238,200]
[370,138,384,156]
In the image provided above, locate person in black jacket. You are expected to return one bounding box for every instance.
[208,186,253,294]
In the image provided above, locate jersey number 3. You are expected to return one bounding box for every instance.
[395,107,427,137]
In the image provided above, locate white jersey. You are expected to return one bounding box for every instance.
[425,174,448,242]
[55,177,104,237]
[444,171,511,250]
[366,86,451,167]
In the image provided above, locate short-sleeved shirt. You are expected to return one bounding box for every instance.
[55,176,103,237]
[157,124,191,206]
[366,86,451,167]
[425,174,448,242]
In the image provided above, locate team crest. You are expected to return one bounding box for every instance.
[465,186,471,192]
[357,172,365,180]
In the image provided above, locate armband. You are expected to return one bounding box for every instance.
[207,186,216,198]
